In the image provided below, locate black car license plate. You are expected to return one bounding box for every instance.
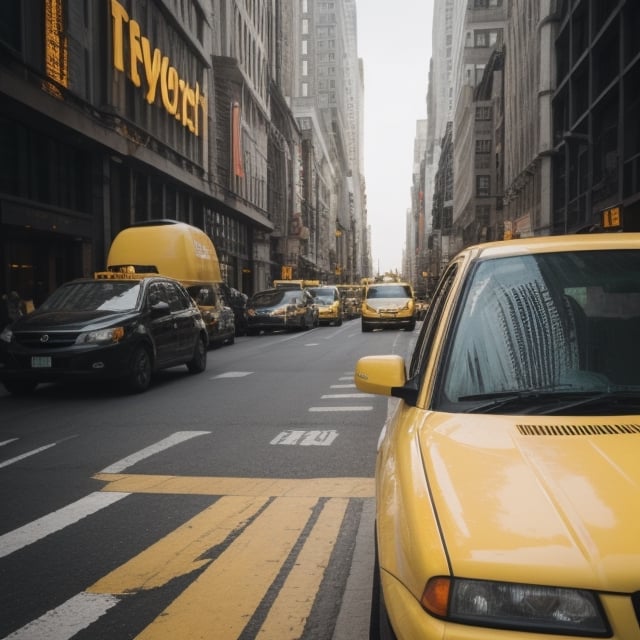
[31,356,52,368]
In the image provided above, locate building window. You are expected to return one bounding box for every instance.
[301,82,308,97]
[302,40,307,54]
[302,19,308,35]
[476,139,492,153]
[476,105,492,120]
[476,175,490,196]
[302,60,308,76]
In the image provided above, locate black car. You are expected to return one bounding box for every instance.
[0,274,208,394]
[246,287,316,334]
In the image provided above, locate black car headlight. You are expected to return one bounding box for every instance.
[422,577,609,635]
[0,327,12,343]
[75,326,125,345]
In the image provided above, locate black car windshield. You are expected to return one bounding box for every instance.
[437,249,640,413]
[308,288,336,303]
[367,285,411,299]
[251,290,299,307]
[39,281,142,313]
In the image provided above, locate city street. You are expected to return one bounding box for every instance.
[0,319,418,640]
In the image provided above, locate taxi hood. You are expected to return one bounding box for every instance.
[419,413,640,592]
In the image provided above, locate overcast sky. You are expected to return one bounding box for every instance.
[356,0,433,276]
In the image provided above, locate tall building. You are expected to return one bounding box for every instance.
[552,0,640,233]
[285,0,365,284]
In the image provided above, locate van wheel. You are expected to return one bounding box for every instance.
[187,336,207,373]
[126,346,152,393]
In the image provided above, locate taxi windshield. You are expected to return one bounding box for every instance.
[438,250,640,411]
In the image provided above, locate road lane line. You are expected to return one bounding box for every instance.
[0,442,58,469]
[330,384,356,388]
[0,438,19,447]
[321,393,372,399]
[94,474,375,498]
[308,406,372,412]
[3,591,120,640]
[100,431,210,474]
[258,497,348,638]
[89,495,269,594]
[134,496,317,640]
[0,492,128,559]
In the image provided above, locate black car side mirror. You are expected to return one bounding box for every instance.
[150,301,171,316]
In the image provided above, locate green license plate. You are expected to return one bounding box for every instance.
[31,356,52,368]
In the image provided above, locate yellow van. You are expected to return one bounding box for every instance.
[106,220,235,346]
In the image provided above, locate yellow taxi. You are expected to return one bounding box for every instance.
[306,285,343,326]
[355,233,640,639]
[361,281,416,332]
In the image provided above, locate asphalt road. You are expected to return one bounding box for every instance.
[0,318,418,640]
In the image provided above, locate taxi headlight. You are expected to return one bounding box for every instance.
[422,577,609,635]
[0,327,13,343]
[75,326,125,345]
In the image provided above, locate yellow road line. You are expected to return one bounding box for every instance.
[134,496,318,640]
[88,495,268,595]
[94,473,375,498]
[257,497,348,639]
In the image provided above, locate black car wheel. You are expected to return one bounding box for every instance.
[126,345,152,393]
[3,380,38,395]
[362,321,373,332]
[187,336,207,373]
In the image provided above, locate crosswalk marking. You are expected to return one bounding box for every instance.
[309,406,372,412]
[89,495,269,594]
[0,492,129,559]
[134,497,321,639]
[93,473,375,498]
[321,393,371,399]
[100,431,209,474]
[3,592,120,640]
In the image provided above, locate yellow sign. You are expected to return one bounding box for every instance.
[602,206,622,229]
[110,0,207,137]
[281,266,293,280]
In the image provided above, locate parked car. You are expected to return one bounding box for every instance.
[185,283,235,347]
[355,233,640,640]
[0,274,208,395]
[246,287,316,334]
[306,285,343,325]
[361,281,416,332]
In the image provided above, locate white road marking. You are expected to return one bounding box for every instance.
[321,393,371,399]
[338,376,353,381]
[100,431,210,474]
[0,438,19,447]
[330,384,356,389]
[0,492,128,559]
[308,406,372,412]
[211,371,254,378]
[271,430,339,446]
[0,442,58,469]
[3,591,120,640]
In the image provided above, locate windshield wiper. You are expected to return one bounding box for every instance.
[460,388,640,415]
[544,390,640,415]
[460,390,593,414]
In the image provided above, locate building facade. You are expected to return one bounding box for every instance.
[0,0,367,305]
